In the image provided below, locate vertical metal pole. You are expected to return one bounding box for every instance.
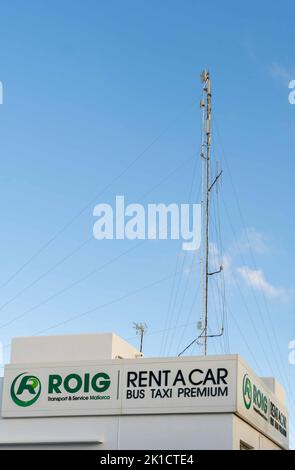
[140,331,143,353]
[204,72,211,356]
[199,94,206,354]
[134,322,147,353]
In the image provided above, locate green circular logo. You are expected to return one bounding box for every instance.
[242,374,252,410]
[11,373,41,407]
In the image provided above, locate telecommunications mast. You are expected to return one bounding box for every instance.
[199,70,223,355]
[178,71,225,358]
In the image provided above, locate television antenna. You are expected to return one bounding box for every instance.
[133,322,148,353]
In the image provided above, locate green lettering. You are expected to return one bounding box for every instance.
[17,376,39,395]
[48,375,63,394]
[91,373,110,392]
[64,374,83,393]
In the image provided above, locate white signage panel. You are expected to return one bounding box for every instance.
[236,359,288,449]
[2,362,121,417]
[2,357,237,418]
[121,357,237,414]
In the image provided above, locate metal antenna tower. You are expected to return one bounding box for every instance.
[178,71,225,358]
[199,70,223,355]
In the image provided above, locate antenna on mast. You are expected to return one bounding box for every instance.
[178,70,225,358]
[199,70,224,355]
[133,322,147,353]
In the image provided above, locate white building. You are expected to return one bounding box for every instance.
[0,332,289,450]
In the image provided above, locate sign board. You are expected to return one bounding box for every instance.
[236,358,288,449]
[2,357,237,417]
[1,355,288,448]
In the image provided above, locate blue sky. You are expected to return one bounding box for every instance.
[0,0,295,443]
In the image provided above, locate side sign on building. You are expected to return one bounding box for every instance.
[237,361,288,449]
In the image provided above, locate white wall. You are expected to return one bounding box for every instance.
[10,333,141,363]
[118,414,233,450]
[0,413,234,450]
[232,415,281,450]
[0,413,281,450]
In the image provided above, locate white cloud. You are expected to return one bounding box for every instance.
[208,242,233,282]
[246,228,268,254]
[222,253,233,281]
[237,266,291,302]
[185,229,293,303]
[232,228,268,255]
[209,242,219,259]
[270,62,295,85]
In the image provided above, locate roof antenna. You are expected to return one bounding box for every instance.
[133,322,148,353]
[179,70,224,357]
[199,70,223,356]
[199,70,224,355]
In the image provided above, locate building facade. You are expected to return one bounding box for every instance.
[0,333,289,450]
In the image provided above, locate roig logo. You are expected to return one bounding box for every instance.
[11,373,41,407]
[242,373,252,410]
[242,373,268,417]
